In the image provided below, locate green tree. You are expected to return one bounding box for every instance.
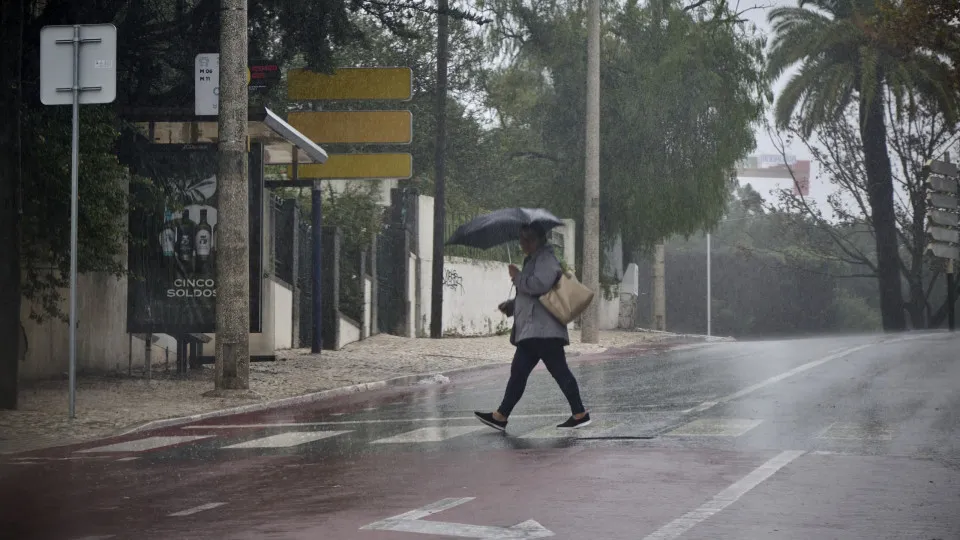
[475,0,766,270]
[0,0,472,408]
[766,0,959,331]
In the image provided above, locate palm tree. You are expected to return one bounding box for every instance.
[767,0,958,332]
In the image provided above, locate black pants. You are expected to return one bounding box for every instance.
[497,338,586,418]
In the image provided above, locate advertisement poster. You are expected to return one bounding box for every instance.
[127,143,263,334]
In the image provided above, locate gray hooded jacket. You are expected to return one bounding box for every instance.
[509,245,570,346]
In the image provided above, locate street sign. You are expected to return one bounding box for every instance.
[290,153,413,179]
[926,175,958,194]
[196,54,282,115]
[929,226,959,244]
[195,53,219,116]
[927,243,960,260]
[40,24,117,105]
[248,59,281,90]
[360,497,554,538]
[289,111,413,144]
[287,67,413,101]
[928,209,959,227]
[40,23,118,420]
[928,192,958,210]
[926,159,960,178]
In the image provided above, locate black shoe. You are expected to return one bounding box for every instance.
[557,413,592,429]
[475,411,508,432]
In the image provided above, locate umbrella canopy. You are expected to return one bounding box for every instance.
[446,208,564,250]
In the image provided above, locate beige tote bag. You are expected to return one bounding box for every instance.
[539,270,595,325]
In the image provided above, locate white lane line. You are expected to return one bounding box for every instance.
[223,430,351,449]
[688,344,875,414]
[370,426,484,444]
[642,450,805,540]
[76,436,213,454]
[115,457,140,462]
[169,502,227,517]
[72,536,116,540]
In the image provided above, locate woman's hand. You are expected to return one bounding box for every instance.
[508,264,520,280]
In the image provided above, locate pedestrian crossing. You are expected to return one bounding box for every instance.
[2,415,905,464]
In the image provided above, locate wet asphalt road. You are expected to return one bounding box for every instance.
[3,332,960,540]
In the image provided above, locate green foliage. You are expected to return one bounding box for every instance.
[297,182,385,322]
[767,0,958,136]
[476,0,767,254]
[832,288,882,332]
[19,106,131,322]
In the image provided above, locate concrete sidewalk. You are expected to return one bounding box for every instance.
[0,330,704,454]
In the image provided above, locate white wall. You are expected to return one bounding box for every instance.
[272,280,293,350]
[442,257,512,336]
[338,315,361,349]
[415,195,434,336]
[599,285,621,331]
[21,273,142,379]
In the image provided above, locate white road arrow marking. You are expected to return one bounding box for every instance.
[360,497,554,539]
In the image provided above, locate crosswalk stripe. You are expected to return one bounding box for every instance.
[520,419,621,439]
[168,502,226,517]
[76,436,213,454]
[223,431,351,449]
[665,418,762,437]
[370,426,484,444]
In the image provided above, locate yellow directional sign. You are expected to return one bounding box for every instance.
[290,153,412,179]
[287,67,413,101]
[289,111,412,144]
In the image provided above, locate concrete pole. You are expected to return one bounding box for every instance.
[430,0,449,339]
[706,232,711,336]
[580,0,602,343]
[652,242,666,331]
[213,0,250,390]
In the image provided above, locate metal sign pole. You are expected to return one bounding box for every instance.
[42,23,116,419]
[63,25,83,419]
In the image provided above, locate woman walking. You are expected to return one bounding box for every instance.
[474,224,591,432]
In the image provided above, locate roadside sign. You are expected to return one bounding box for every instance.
[927,159,960,178]
[289,111,413,144]
[926,175,958,194]
[195,53,219,116]
[928,209,959,228]
[929,226,959,244]
[927,243,960,260]
[40,24,117,105]
[248,60,281,90]
[289,153,412,179]
[40,23,118,420]
[287,67,413,101]
[196,54,283,115]
[928,192,958,210]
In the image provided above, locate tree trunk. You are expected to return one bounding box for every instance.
[580,0,602,343]
[214,0,250,390]
[859,77,906,332]
[0,0,23,409]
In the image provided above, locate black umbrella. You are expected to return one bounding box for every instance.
[445,208,564,250]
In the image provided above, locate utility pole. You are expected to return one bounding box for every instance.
[706,232,711,336]
[213,0,250,391]
[580,0,601,344]
[652,242,666,331]
[430,0,449,339]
